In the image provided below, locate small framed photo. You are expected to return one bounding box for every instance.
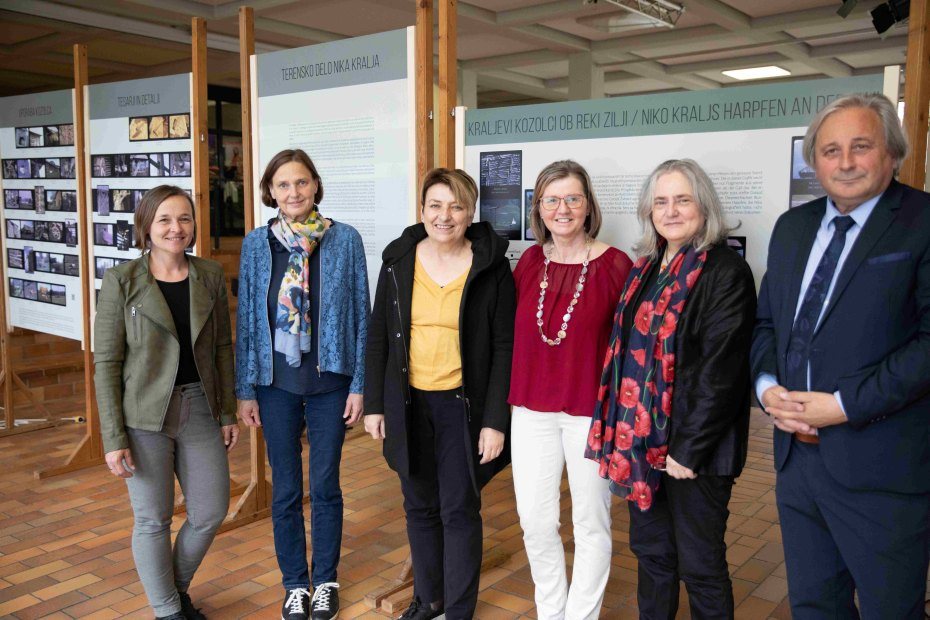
[23,246,34,273]
[116,220,131,251]
[112,189,133,213]
[61,191,76,212]
[44,125,60,146]
[8,248,24,270]
[37,282,51,303]
[20,220,35,240]
[28,127,43,147]
[34,221,49,242]
[129,117,149,141]
[95,256,117,279]
[149,116,168,140]
[10,278,24,298]
[6,219,21,239]
[130,154,149,177]
[18,190,34,210]
[23,280,38,301]
[31,159,46,179]
[34,187,45,214]
[35,251,50,272]
[59,124,75,146]
[92,155,112,177]
[94,222,115,246]
[96,185,110,216]
[50,283,66,306]
[64,254,80,277]
[113,154,130,177]
[15,128,29,148]
[60,157,75,179]
[48,253,64,275]
[16,159,30,178]
[169,152,191,177]
[65,220,78,247]
[48,221,64,243]
[169,114,190,139]
[3,160,17,179]
[4,189,19,209]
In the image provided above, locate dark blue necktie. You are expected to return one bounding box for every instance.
[785,215,855,391]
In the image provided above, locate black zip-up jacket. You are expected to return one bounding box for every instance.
[364,221,516,491]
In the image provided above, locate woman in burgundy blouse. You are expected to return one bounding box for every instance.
[509,160,632,620]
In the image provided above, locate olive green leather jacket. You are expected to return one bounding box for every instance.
[94,254,237,453]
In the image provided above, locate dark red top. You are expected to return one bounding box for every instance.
[509,244,632,416]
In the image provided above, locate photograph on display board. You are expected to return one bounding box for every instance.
[34,221,49,242]
[479,150,522,240]
[15,128,28,148]
[23,246,34,273]
[45,158,60,179]
[16,159,29,178]
[46,190,61,211]
[31,159,45,179]
[59,124,74,146]
[116,220,131,251]
[132,189,146,207]
[64,220,77,247]
[95,222,114,246]
[10,278,24,299]
[48,221,64,243]
[35,187,45,214]
[18,190,33,210]
[49,254,64,275]
[96,185,110,215]
[20,220,34,240]
[95,256,117,279]
[524,189,535,241]
[51,284,66,306]
[93,155,112,177]
[2,160,16,179]
[112,189,133,213]
[6,219,20,239]
[149,154,164,177]
[35,252,50,272]
[8,249,24,270]
[4,189,19,208]
[169,152,191,177]
[28,127,43,147]
[23,280,37,301]
[169,114,190,139]
[44,125,60,146]
[64,254,79,277]
[113,154,129,177]
[129,117,149,141]
[37,282,51,304]
[130,154,149,177]
[61,157,75,179]
[60,190,76,212]
[150,116,168,139]
[789,136,825,208]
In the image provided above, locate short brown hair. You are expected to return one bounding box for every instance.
[529,160,603,243]
[134,185,195,251]
[419,168,478,218]
[260,149,324,208]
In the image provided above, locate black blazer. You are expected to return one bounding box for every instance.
[364,221,516,491]
[751,180,930,494]
[629,244,756,476]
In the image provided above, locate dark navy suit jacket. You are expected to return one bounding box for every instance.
[751,180,930,495]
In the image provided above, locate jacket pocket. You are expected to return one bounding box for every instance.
[865,251,911,266]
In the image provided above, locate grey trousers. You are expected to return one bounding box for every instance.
[125,382,230,617]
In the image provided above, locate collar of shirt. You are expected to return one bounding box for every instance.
[822,191,883,234]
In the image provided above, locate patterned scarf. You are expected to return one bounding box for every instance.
[270,209,326,367]
[585,243,706,511]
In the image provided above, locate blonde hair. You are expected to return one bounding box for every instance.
[528,160,603,243]
[420,168,478,218]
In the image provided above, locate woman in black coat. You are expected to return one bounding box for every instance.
[364,168,516,620]
[586,159,756,620]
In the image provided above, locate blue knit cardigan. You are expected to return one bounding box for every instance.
[235,221,369,399]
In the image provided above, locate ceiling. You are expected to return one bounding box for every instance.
[0,0,909,108]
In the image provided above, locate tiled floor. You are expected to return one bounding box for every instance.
[0,409,927,619]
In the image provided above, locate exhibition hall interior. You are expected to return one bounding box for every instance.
[0,0,927,618]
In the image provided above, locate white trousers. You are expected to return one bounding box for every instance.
[511,406,613,620]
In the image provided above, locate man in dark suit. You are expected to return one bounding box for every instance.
[751,93,930,619]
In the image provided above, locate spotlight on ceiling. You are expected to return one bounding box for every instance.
[581,0,685,29]
[871,0,910,36]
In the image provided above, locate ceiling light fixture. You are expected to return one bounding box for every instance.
[721,66,792,81]
[582,0,685,29]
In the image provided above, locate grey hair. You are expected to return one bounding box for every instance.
[802,92,909,171]
[633,158,733,260]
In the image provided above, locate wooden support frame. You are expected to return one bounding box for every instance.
[437,0,457,168]
[35,44,103,477]
[191,17,211,258]
[900,0,930,190]
[415,0,434,183]
[220,6,273,533]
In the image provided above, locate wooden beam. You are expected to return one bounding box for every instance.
[240,7,255,233]
[191,17,211,257]
[415,0,434,186]
[437,0,456,168]
[35,44,102,475]
[900,0,930,189]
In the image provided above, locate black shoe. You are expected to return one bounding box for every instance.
[178,592,207,620]
[310,582,340,620]
[397,598,444,620]
[156,613,186,620]
[282,588,311,620]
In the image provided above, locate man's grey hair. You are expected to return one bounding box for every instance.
[802,93,909,171]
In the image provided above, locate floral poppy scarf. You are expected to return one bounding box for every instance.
[270,209,326,367]
[584,243,706,511]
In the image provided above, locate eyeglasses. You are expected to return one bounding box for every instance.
[538,194,585,210]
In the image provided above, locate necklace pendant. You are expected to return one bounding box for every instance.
[557,329,566,339]
[540,281,548,290]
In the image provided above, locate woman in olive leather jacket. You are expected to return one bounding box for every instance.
[94,185,238,620]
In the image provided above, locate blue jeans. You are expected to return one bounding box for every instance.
[257,385,349,589]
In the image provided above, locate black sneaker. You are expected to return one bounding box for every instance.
[397,598,444,620]
[310,582,340,620]
[178,592,207,619]
[282,588,311,620]
[156,613,186,620]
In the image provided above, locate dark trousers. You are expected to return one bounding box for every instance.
[776,439,930,620]
[399,387,482,620]
[628,474,735,620]
[257,385,349,589]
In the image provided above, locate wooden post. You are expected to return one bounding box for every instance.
[35,44,103,476]
[415,0,434,185]
[899,0,930,190]
[191,18,211,258]
[220,6,273,532]
[437,0,456,168]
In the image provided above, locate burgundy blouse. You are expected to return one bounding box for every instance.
[509,244,632,416]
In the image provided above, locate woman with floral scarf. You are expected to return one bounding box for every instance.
[586,159,756,619]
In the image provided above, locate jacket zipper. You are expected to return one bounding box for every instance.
[390,267,411,405]
[130,305,139,342]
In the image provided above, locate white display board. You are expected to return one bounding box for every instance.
[0,89,84,341]
[463,75,884,286]
[86,73,194,309]
[253,28,416,293]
